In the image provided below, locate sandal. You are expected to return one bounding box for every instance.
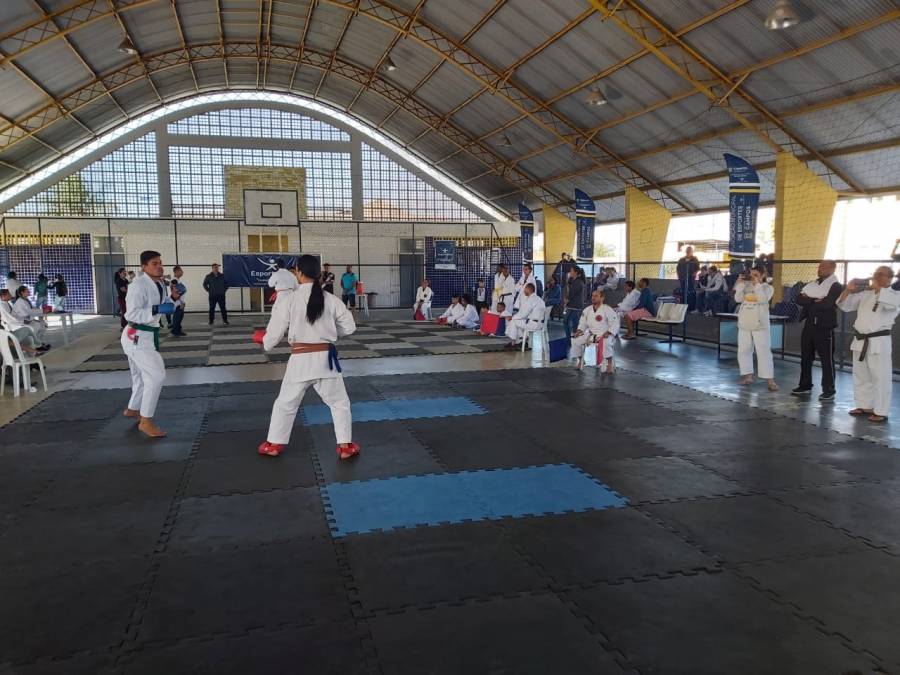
[767,381,779,392]
[848,408,872,416]
[337,442,361,460]
[867,414,888,423]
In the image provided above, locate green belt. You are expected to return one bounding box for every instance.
[129,322,160,350]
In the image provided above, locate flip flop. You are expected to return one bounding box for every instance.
[867,414,888,423]
[848,408,872,416]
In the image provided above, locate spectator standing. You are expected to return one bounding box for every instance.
[50,274,68,311]
[553,253,572,288]
[115,267,129,328]
[676,246,700,312]
[35,273,49,308]
[793,260,842,400]
[563,265,587,339]
[473,279,489,315]
[734,266,777,391]
[5,271,18,293]
[170,265,187,337]
[341,265,358,309]
[203,263,229,325]
[320,263,335,294]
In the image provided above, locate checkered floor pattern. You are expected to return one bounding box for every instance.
[73,316,509,371]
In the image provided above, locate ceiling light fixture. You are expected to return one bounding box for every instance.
[765,0,801,30]
[118,37,138,55]
[586,88,608,107]
[383,57,398,72]
[499,134,513,147]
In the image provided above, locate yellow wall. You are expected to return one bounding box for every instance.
[223,166,307,218]
[542,205,576,281]
[773,152,838,294]
[626,187,670,279]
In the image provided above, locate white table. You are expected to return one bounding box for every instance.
[43,312,75,344]
[355,293,370,318]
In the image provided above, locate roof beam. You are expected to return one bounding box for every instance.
[170,0,198,91]
[215,0,229,87]
[587,0,874,193]
[377,0,505,129]
[315,0,361,99]
[0,41,566,213]
[347,0,428,112]
[107,0,163,103]
[288,0,317,90]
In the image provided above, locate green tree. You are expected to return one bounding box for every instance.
[594,241,616,258]
[54,174,106,216]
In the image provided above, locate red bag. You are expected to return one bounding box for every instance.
[480,312,500,336]
[414,308,425,321]
[252,329,266,344]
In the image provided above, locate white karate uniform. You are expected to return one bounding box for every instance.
[413,286,433,313]
[264,283,357,445]
[506,293,545,342]
[11,297,46,340]
[571,304,620,360]
[455,304,479,329]
[439,302,464,323]
[121,274,169,418]
[734,281,775,379]
[514,272,537,309]
[838,287,900,417]
[268,268,299,292]
[491,273,516,312]
[616,289,640,317]
[1,299,42,349]
[801,274,838,299]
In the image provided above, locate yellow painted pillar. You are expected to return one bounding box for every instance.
[542,205,576,282]
[625,186,670,280]
[773,152,838,296]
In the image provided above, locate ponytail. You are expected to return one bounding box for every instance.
[297,254,325,324]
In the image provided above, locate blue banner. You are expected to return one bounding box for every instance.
[725,153,760,259]
[518,203,534,264]
[575,188,595,263]
[222,253,304,287]
[434,240,457,270]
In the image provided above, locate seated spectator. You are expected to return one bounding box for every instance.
[436,295,463,325]
[593,269,608,291]
[700,265,727,315]
[622,278,655,340]
[603,267,620,291]
[505,283,544,348]
[12,285,47,341]
[0,289,49,356]
[543,277,562,319]
[413,279,433,320]
[571,289,620,372]
[478,302,510,336]
[615,280,640,318]
[455,294,479,329]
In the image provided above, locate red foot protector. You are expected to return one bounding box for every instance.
[337,442,361,460]
[258,441,284,457]
[252,329,266,344]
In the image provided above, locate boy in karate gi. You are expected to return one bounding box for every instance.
[122,250,174,438]
[414,279,433,319]
[505,283,544,347]
[454,294,479,329]
[513,263,537,310]
[436,296,463,325]
[478,302,510,336]
[571,289,620,372]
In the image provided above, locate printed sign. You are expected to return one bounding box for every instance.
[434,240,457,270]
[575,188,595,263]
[724,153,760,259]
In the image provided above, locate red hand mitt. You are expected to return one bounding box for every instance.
[252,329,266,344]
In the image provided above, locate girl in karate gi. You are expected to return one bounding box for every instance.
[413,279,433,319]
[571,289,620,372]
[122,250,175,438]
[454,294,479,329]
[513,263,536,310]
[258,255,360,460]
[734,265,778,391]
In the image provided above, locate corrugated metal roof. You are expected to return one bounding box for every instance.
[0,0,897,218]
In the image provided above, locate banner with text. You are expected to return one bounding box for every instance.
[434,240,458,270]
[222,253,305,287]
[518,203,534,264]
[725,153,760,260]
[575,188,595,263]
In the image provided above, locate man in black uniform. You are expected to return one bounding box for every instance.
[792,259,843,401]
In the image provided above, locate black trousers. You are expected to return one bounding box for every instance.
[798,322,835,392]
[171,306,185,334]
[208,294,228,323]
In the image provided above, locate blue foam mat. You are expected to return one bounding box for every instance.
[301,396,485,425]
[321,464,627,537]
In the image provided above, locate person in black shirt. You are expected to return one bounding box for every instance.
[792,260,843,400]
[115,267,129,328]
[203,263,229,325]
[676,246,700,312]
[563,265,587,339]
[320,263,336,294]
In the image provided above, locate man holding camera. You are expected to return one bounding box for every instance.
[837,266,899,423]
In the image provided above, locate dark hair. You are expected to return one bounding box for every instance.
[0,289,10,299]
[461,293,472,304]
[38,273,47,282]
[8,271,16,279]
[624,280,635,290]
[55,274,64,280]
[173,265,183,273]
[477,278,484,283]
[15,285,28,298]
[525,283,535,292]
[297,254,325,324]
[639,277,650,286]
[751,265,768,280]
[497,301,506,309]
[275,258,285,269]
[140,250,161,266]
[116,267,126,276]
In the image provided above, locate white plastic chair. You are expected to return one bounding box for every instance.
[0,329,47,397]
[636,303,688,343]
[521,305,554,356]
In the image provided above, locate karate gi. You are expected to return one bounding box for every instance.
[264,283,356,445]
[1,299,43,349]
[438,302,464,324]
[12,297,46,340]
[571,304,620,360]
[268,268,299,293]
[413,286,433,314]
[491,273,516,313]
[838,286,899,417]
[513,271,537,310]
[734,281,775,379]
[455,304,479,329]
[121,273,170,418]
[506,293,545,343]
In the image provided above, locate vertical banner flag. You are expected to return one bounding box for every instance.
[575,188,595,263]
[724,153,760,261]
[518,203,534,264]
[434,240,457,270]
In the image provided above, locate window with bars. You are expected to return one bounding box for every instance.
[168,146,353,219]
[8,133,159,218]
[361,143,483,222]
[167,108,350,142]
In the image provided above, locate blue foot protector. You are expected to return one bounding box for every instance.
[302,396,485,426]
[321,464,627,537]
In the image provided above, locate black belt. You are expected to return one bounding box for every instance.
[853,328,892,361]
